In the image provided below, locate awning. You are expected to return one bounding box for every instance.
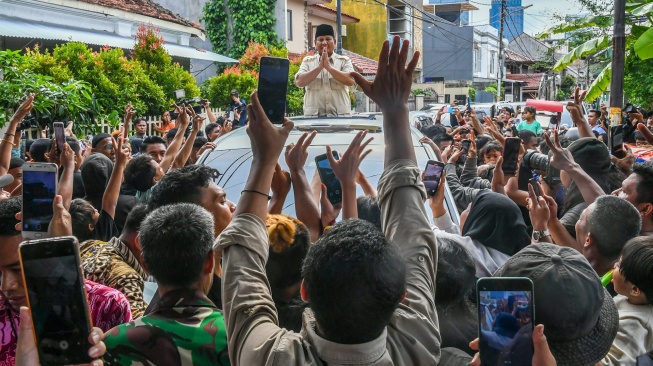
[0,16,237,63]
[526,99,564,113]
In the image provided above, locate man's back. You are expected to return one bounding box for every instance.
[103,289,229,365]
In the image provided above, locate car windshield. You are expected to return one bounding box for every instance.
[199,119,460,225]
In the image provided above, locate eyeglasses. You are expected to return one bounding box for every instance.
[102,144,114,151]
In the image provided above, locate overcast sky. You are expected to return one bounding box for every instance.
[466,0,585,36]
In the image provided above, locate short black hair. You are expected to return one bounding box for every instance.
[69,198,96,242]
[140,203,214,287]
[47,136,81,156]
[587,196,642,261]
[29,138,50,162]
[134,118,147,125]
[356,195,381,230]
[423,125,447,141]
[140,136,168,153]
[122,203,149,234]
[302,219,406,344]
[193,136,208,150]
[632,162,653,205]
[124,155,156,192]
[518,129,536,143]
[588,109,600,116]
[436,237,476,306]
[433,133,454,146]
[205,123,220,138]
[619,236,653,304]
[148,165,220,210]
[479,141,503,157]
[0,197,21,237]
[475,134,492,151]
[166,128,178,143]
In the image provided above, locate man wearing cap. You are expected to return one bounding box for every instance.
[295,24,355,117]
[230,89,248,126]
[91,133,115,162]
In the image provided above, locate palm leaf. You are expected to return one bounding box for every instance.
[537,16,613,39]
[553,36,611,72]
[585,63,612,101]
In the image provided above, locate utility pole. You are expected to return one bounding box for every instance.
[336,0,343,54]
[609,0,626,126]
[497,0,506,102]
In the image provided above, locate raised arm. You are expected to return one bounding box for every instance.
[327,131,373,220]
[204,101,217,123]
[1,94,33,176]
[352,38,441,326]
[122,103,135,141]
[268,163,291,215]
[285,131,322,242]
[160,104,190,172]
[568,88,594,138]
[57,143,75,210]
[171,112,203,169]
[102,137,129,219]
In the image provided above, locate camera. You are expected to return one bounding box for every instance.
[522,150,561,187]
[17,115,38,130]
[168,97,204,120]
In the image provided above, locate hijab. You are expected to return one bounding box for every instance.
[462,190,530,257]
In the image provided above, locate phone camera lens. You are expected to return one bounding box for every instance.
[59,340,69,350]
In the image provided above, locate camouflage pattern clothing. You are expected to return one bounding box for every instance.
[103,288,230,365]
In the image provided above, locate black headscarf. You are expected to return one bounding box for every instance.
[462,191,530,256]
[80,152,113,200]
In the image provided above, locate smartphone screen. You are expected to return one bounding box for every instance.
[19,237,93,365]
[610,125,624,157]
[424,160,445,196]
[22,165,57,238]
[457,139,471,164]
[528,177,540,197]
[502,137,521,176]
[258,56,290,124]
[53,122,65,156]
[467,97,472,114]
[315,152,342,206]
[477,277,534,366]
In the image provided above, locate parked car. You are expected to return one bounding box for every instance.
[198,116,461,225]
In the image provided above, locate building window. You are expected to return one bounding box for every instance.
[490,51,496,75]
[474,47,481,73]
[287,10,292,41]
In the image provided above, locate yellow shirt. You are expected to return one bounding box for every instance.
[295,53,355,117]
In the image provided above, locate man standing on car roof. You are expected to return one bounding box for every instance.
[295,24,355,117]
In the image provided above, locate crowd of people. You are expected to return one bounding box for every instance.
[1,31,653,366]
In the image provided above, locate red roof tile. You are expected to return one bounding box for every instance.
[76,0,203,30]
[342,49,378,75]
[505,49,534,63]
[309,4,361,22]
[506,73,543,90]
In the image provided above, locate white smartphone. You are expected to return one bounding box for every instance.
[21,163,58,239]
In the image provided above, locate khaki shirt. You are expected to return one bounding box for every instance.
[295,53,355,117]
[216,159,442,366]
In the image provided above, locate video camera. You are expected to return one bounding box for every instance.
[168,97,206,121]
[522,150,560,188]
[17,115,39,130]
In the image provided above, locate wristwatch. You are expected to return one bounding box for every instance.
[532,230,551,241]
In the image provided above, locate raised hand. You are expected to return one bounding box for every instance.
[112,136,129,167]
[60,142,75,171]
[11,93,35,124]
[543,129,578,171]
[246,91,294,165]
[527,182,550,231]
[285,131,317,171]
[327,130,373,186]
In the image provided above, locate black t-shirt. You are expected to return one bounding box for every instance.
[92,210,120,242]
[517,165,534,234]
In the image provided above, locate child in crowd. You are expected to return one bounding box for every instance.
[603,236,653,365]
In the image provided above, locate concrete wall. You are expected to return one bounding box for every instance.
[336,0,388,60]
[286,0,306,54]
[422,18,474,82]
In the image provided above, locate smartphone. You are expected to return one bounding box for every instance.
[609,125,625,158]
[467,97,472,114]
[22,163,58,239]
[258,56,290,124]
[53,122,65,156]
[424,160,445,196]
[19,236,93,365]
[457,139,471,164]
[501,137,521,176]
[448,106,454,113]
[477,277,535,366]
[528,177,540,197]
[315,151,342,206]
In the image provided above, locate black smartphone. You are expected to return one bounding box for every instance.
[477,277,535,366]
[424,160,445,196]
[19,236,93,365]
[457,139,471,164]
[609,125,625,158]
[467,96,472,114]
[22,163,58,239]
[528,177,540,197]
[258,56,290,124]
[502,137,521,176]
[315,151,342,206]
[53,122,65,156]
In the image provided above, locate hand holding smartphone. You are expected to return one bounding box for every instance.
[457,140,471,164]
[53,122,65,156]
[19,236,94,365]
[258,56,290,124]
[477,277,535,366]
[315,151,343,206]
[22,163,58,239]
[501,137,521,176]
[424,160,445,196]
